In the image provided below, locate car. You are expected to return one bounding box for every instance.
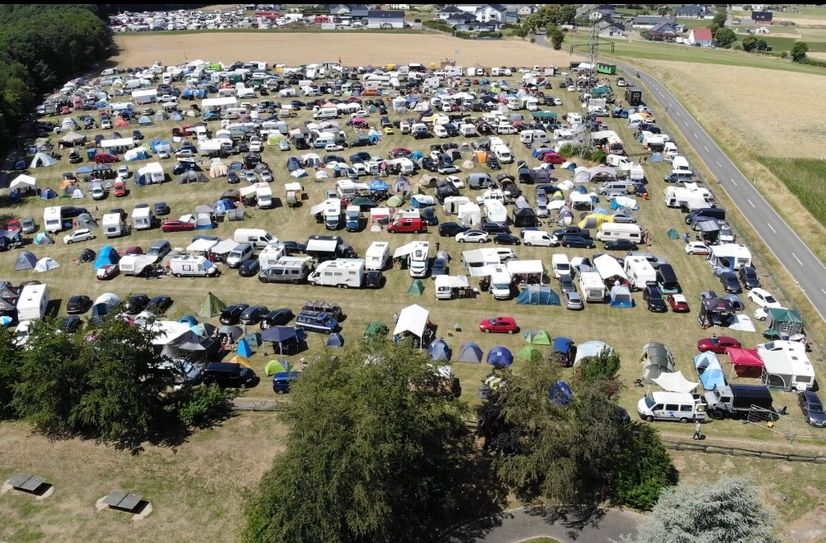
[480,222,510,234]
[90,184,106,200]
[125,294,150,314]
[738,266,760,290]
[239,259,260,277]
[240,305,269,325]
[456,230,489,243]
[278,139,290,151]
[697,336,742,354]
[272,371,302,394]
[553,226,591,239]
[117,165,130,178]
[220,303,250,325]
[66,294,93,314]
[147,295,173,313]
[69,151,82,164]
[667,294,690,313]
[244,170,258,183]
[420,207,438,226]
[260,308,295,330]
[58,316,83,334]
[560,235,596,249]
[154,201,171,216]
[798,390,826,428]
[21,216,36,234]
[642,285,668,313]
[719,271,742,294]
[161,219,196,232]
[439,222,469,237]
[63,229,95,244]
[685,241,710,256]
[563,289,583,310]
[446,175,464,189]
[94,152,119,164]
[259,170,273,183]
[748,288,781,310]
[112,180,127,197]
[612,212,637,224]
[96,264,119,281]
[203,362,259,389]
[147,240,171,262]
[123,245,143,256]
[603,239,638,251]
[559,275,576,295]
[494,233,520,245]
[479,316,519,334]
[227,171,240,184]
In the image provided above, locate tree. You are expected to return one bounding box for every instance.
[742,35,769,52]
[576,349,620,387]
[715,28,737,48]
[521,4,576,34]
[547,24,565,50]
[243,344,503,543]
[613,424,678,510]
[0,326,20,419]
[711,7,727,34]
[791,41,809,62]
[620,478,780,543]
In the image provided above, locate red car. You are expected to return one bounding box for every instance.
[390,147,411,158]
[667,294,690,313]
[113,180,127,197]
[697,336,741,354]
[124,246,143,255]
[96,264,120,281]
[387,217,427,234]
[479,316,519,334]
[542,152,564,164]
[161,219,196,232]
[94,153,120,164]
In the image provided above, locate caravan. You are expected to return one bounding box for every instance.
[365,241,390,271]
[119,254,156,276]
[132,206,155,230]
[307,258,366,288]
[578,271,606,303]
[624,256,657,291]
[102,212,125,238]
[16,284,49,321]
[596,223,643,244]
[170,255,220,277]
[435,275,470,300]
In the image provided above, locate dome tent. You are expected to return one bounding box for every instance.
[487,346,513,368]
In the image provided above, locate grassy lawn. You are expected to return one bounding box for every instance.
[755,157,826,229]
[753,35,826,53]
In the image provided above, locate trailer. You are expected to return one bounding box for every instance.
[308,258,366,288]
[435,275,471,300]
[704,383,776,420]
[133,206,155,230]
[365,241,390,271]
[597,62,617,75]
[625,87,642,106]
[102,212,125,238]
[578,271,606,303]
[16,284,49,321]
[285,182,304,207]
[119,254,157,276]
[623,256,657,291]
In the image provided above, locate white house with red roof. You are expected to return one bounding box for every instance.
[687,27,714,47]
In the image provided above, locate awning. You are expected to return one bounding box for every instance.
[652,371,699,393]
[393,241,419,259]
[393,304,429,339]
[727,347,763,367]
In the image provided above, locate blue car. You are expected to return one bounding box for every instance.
[295,310,339,333]
[272,371,302,394]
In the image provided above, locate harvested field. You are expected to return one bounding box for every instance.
[113,32,580,68]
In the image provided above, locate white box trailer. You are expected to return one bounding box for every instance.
[757,340,815,392]
[365,241,390,271]
[44,206,63,233]
[16,284,49,321]
[307,258,365,288]
[624,256,657,290]
[119,254,157,276]
[579,271,606,303]
[133,206,155,230]
[435,275,470,300]
[596,223,642,243]
[102,212,125,238]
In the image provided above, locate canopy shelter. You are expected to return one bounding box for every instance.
[640,342,675,384]
[764,308,804,339]
[393,304,430,347]
[261,326,305,355]
[10,174,36,190]
[727,347,764,378]
[573,340,614,366]
[652,371,699,393]
[694,351,727,391]
[457,342,483,364]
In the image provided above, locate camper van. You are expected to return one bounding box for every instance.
[596,223,643,244]
[637,391,705,423]
[16,284,49,321]
[307,258,366,288]
[405,241,430,278]
[624,256,657,291]
[119,254,156,276]
[234,228,274,249]
[489,266,513,300]
[102,213,125,238]
[258,256,314,284]
[578,271,606,303]
[170,255,220,277]
[435,275,470,300]
[522,230,555,247]
[365,241,390,271]
[132,206,155,230]
[255,183,273,209]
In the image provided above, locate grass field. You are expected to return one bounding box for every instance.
[756,158,826,227]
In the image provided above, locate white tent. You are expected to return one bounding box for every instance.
[149,320,193,346]
[30,152,57,168]
[94,292,120,308]
[573,340,614,366]
[10,174,36,190]
[652,371,699,394]
[186,238,219,254]
[101,137,135,149]
[393,304,429,339]
[34,257,60,272]
[209,160,228,178]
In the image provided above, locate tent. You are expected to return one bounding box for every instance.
[209,161,228,178]
[516,286,560,306]
[513,207,538,227]
[727,347,764,378]
[764,308,804,339]
[236,338,253,358]
[407,279,425,296]
[487,346,513,368]
[573,340,614,366]
[517,345,543,362]
[228,354,251,367]
[33,233,54,246]
[393,304,430,347]
[609,285,633,308]
[179,315,198,326]
[244,332,262,349]
[15,251,38,271]
[178,170,208,184]
[262,326,305,355]
[34,257,59,272]
[428,338,452,361]
[549,380,574,406]
[218,325,244,341]
[40,188,58,200]
[197,292,226,318]
[363,321,389,341]
[457,342,483,364]
[652,371,699,393]
[10,174,36,191]
[667,228,680,240]
[264,359,292,377]
[94,245,120,270]
[694,351,727,391]
[326,332,345,348]
[79,248,96,263]
[386,195,404,208]
[30,152,57,168]
[524,329,552,345]
[640,342,675,383]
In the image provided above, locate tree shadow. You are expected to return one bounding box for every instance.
[525,503,608,540]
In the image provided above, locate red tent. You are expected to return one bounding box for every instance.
[727,347,763,378]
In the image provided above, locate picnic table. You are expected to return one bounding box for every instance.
[7,473,50,495]
[103,490,145,513]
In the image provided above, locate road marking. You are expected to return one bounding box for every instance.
[704,145,710,153]
[715,159,722,167]
[792,253,803,266]
[692,132,698,138]
[821,289,826,297]
[767,223,777,234]
[729,177,738,186]
[746,198,756,208]
[683,120,689,127]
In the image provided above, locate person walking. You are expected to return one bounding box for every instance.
[693,420,703,440]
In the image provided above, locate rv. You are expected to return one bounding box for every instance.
[578,271,606,303]
[488,266,513,300]
[310,198,343,230]
[637,391,705,423]
[258,256,314,284]
[624,256,657,291]
[481,200,508,225]
[307,258,366,288]
[255,183,273,209]
[170,255,220,277]
[365,241,390,271]
[102,212,125,238]
[16,284,49,321]
[132,206,155,230]
[664,185,714,211]
[285,182,304,207]
[596,223,643,244]
[435,275,470,300]
[408,241,430,278]
[305,235,355,262]
[118,254,156,276]
[234,228,275,249]
[43,206,66,233]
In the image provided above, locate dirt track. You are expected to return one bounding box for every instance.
[113,32,581,68]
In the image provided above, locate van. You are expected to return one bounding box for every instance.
[234,228,275,249]
[599,181,633,196]
[467,173,494,189]
[685,207,726,224]
[656,263,681,294]
[258,257,313,284]
[596,223,642,244]
[637,391,705,423]
[551,254,571,280]
[226,242,254,268]
[522,230,555,247]
[296,310,339,333]
[203,362,259,388]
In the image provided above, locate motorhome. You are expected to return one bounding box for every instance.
[709,243,752,270]
[255,183,273,209]
[488,266,513,300]
[234,228,275,249]
[365,241,390,271]
[170,255,220,277]
[393,241,430,278]
[578,271,606,303]
[102,212,125,238]
[132,206,155,230]
[596,223,643,244]
[520,130,549,145]
[624,256,657,291]
[258,256,314,284]
[481,200,508,225]
[307,258,366,288]
[310,198,343,230]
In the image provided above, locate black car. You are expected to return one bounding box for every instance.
[480,222,510,234]
[227,171,240,184]
[738,266,760,290]
[439,222,469,237]
[280,241,307,255]
[603,239,638,251]
[66,294,93,314]
[147,295,173,313]
[132,129,144,141]
[799,390,826,428]
[553,226,591,239]
[240,305,269,325]
[239,259,260,277]
[420,207,438,226]
[494,233,520,245]
[69,151,82,164]
[486,155,501,170]
[220,303,250,325]
[643,285,668,312]
[559,275,576,294]
[350,151,371,163]
[125,294,150,314]
[203,362,259,389]
[719,271,742,294]
[260,308,295,330]
[561,235,596,249]
[59,316,83,334]
[154,201,171,216]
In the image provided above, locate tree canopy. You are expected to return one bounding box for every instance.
[714,28,737,49]
[791,41,809,62]
[521,5,577,34]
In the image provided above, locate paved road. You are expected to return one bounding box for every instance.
[615,62,826,323]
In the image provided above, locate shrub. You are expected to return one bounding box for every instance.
[179,384,235,428]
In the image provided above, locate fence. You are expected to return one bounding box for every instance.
[665,440,826,464]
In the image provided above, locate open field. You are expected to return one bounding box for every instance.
[756,158,826,228]
[112,32,579,69]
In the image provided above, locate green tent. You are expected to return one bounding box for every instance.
[517,346,544,362]
[264,359,292,377]
[386,195,404,208]
[667,228,680,240]
[198,291,226,318]
[363,321,389,341]
[524,329,552,345]
[765,308,804,337]
[531,110,558,120]
[407,279,425,296]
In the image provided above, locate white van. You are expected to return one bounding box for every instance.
[551,254,571,280]
[489,267,513,300]
[596,223,642,244]
[671,155,691,174]
[233,228,275,249]
[522,230,555,247]
[313,107,339,120]
[637,391,705,423]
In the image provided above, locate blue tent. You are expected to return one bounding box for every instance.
[457,342,483,363]
[487,346,513,368]
[367,179,388,192]
[179,315,198,326]
[409,150,423,161]
[94,245,120,270]
[609,285,633,308]
[326,332,344,347]
[428,338,452,361]
[237,338,253,358]
[286,157,300,171]
[516,286,560,306]
[138,116,153,125]
[215,199,235,214]
[694,352,727,391]
[40,188,57,200]
[549,380,574,406]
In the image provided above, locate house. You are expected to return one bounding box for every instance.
[675,4,715,19]
[445,12,476,28]
[648,21,680,41]
[515,4,535,18]
[687,27,713,46]
[474,4,507,23]
[632,15,677,29]
[438,5,463,20]
[597,18,626,38]
[389,4,410,9]
[752,10,773,23]
[328,4,367,16]
[366,10,405,29]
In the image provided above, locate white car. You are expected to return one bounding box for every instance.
[117,165,130,178]
[749,288,783,321]
[63,229,95,244]
[455,230,489,244]
[90,184,106,200]
[684,241,710,256]
[259,170,273,183]
[325,143,344,151]
[446,175,464,189]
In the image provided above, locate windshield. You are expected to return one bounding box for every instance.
[765,295,777,304]
[644,394,656,409]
